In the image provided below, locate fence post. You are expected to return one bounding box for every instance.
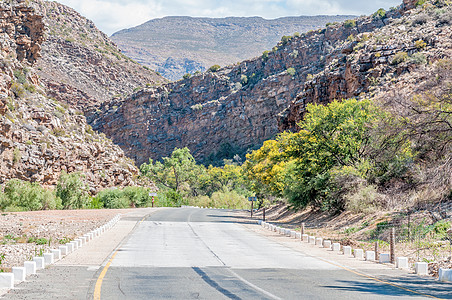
[375,241,379,261]
[263,207,266,222]
[390,227,395,264]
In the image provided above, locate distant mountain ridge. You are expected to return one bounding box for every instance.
[111,15,355,80]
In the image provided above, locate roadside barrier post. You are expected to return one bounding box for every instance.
[390,227,395,264]
[375,241,379,261]
[263,207,266,222]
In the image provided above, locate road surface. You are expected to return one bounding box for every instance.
[5,208,451,299]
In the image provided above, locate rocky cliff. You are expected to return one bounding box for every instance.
[32,1,167,113]
[90,0,448,166]
[0,1,144,191]
[111,15,355,81]
[279,0,452,131]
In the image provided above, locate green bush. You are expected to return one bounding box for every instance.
[209,65,221,72]
[56,172,90,209]
[262,50,269,61]
[183,73,191,80]
[391,52,409,65]
[96,188,129,209]
[344,19,357,28]
[373,8,386,19]
[95,186,152,209]
[0,179,61,211]
[286,67,296,76]
[281,35,292,45]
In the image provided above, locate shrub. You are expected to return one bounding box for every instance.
[286,67,296,76]
[415,39,427,49]
[344,19,356,28]
[0,179,60,211]
[416,0,426,6]
[262,50,269,61]
[409,52,427,64]
[183,73,191,80]
[345,184,385,213]
[96,188,129,209]
[281,35,292,45]
[293,32,300,37]
[13,70,27,84]
[373,8,386,19]
[209,65,221,72]
[56,172,90,209]
[412,14,428,25]
[10,82,25,98]
[391,52,409,65]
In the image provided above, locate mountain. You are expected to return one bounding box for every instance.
[32,1,167,113]
[90,0,451,167]
[111,15,355,81]
[0,1,148,191]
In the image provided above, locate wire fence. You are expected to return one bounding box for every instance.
[302,216,452,276]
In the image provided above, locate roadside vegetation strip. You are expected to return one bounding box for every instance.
[258,221,447,299]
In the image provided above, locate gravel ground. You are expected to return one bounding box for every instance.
[0,209,136,270]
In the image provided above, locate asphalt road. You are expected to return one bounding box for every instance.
[5,208,451,299]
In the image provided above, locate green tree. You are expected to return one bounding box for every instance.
[56,172,90,209]
[140,147,204,193]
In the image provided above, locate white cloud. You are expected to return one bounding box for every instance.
[56,0,402,35]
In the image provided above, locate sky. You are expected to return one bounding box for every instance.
[56,0,403,36]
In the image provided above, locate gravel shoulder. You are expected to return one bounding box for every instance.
[0,208,163,270]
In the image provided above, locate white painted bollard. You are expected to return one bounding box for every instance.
[343,246,352,256]
[285,229,291,236]
[332,243,341,251]
[24,261,36,275]
[65,243,73,253]
[309,236,316,244]
[365,251,376,261]
[51,249,61,260]
[290,231,297,238]
[33,257,45,270]
[12,267,26,283]
[0,274,14,288]
[396,257,408,269]
[302,234,309,242]
[43,253,54,265]
[315,238,323,246]
[439,269,452,282]
[379,253,390,263]
[80,236,87,244]
[354,249,364,260]
[323,240,332,249]
[70,241,78,250]
[415,262,428,276]
[296,232,301,239]
[258,220,262,225]
[84,234,90,242]
[75,239,82,247]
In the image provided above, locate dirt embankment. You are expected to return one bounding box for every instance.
[252,201,452,277]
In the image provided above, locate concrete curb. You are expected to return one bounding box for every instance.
[257,220,438,280]
[4,213,122,291]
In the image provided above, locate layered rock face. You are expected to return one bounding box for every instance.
[32,1,167,113]
[91,2,423,165]
[0,1,143,191]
